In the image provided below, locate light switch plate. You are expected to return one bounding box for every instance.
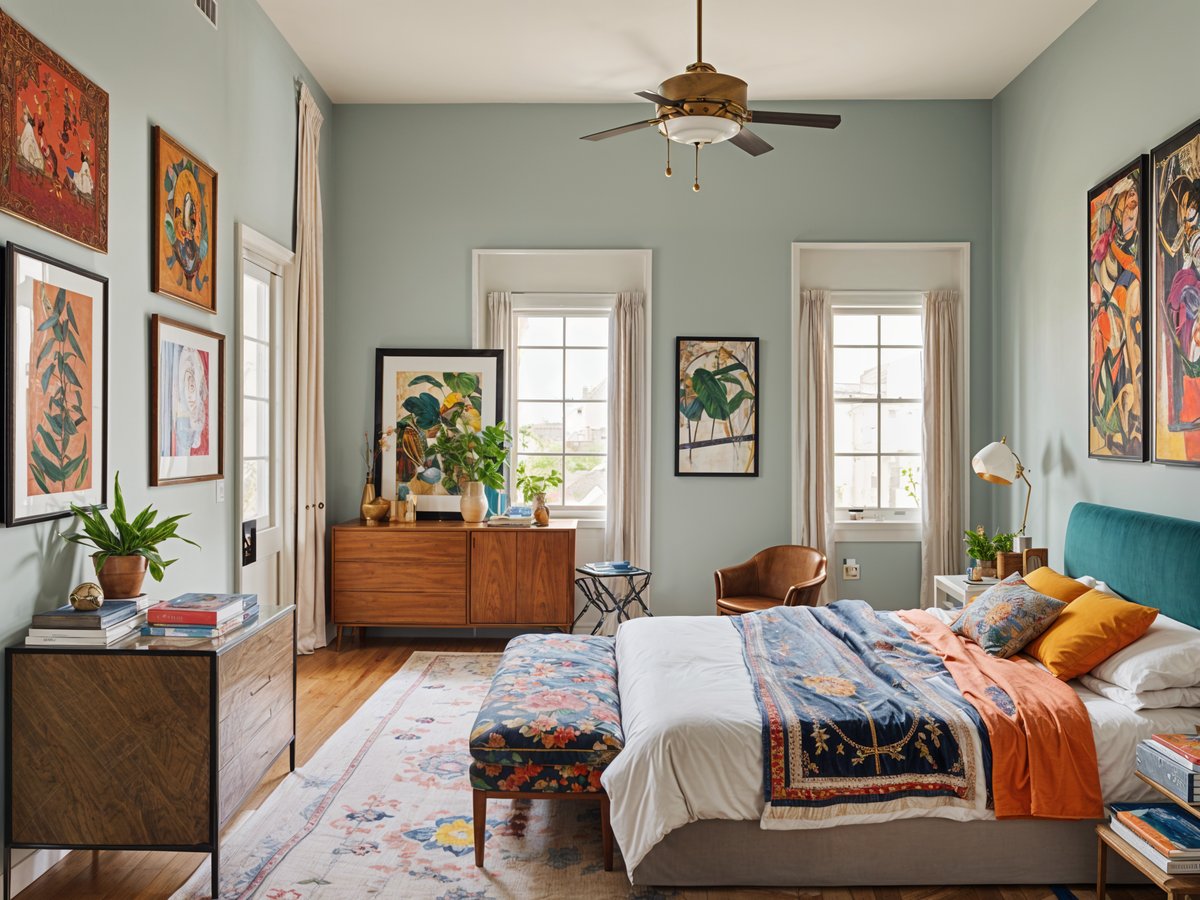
[843,563,861,580]
[215,481,225,502]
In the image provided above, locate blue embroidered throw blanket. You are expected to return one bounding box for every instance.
[733,600,994,823]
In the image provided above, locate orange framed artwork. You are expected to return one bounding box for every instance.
[152,126,217,313]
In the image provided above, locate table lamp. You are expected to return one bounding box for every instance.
[971,436,1033,536]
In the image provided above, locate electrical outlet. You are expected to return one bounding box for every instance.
[842,559,861,581]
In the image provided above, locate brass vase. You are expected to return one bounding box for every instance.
[360,483,389,524]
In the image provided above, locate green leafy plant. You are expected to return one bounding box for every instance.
[428,422,511,491]
[60,472,199,580]
[515,460,563,503]
[962,526,1017,562]
[900,466,919,506]
[29,280,90,494]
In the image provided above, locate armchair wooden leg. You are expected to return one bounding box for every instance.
[600,794,614,871]
[473,790,486,867]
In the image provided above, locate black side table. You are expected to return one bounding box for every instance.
[573,565,653,634]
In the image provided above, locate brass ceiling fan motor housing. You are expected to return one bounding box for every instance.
[656,63,749,128]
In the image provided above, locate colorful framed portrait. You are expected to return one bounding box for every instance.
[675,336,759,476]
[1087,156,1149,462]
[374,348,504,518]
[0,10,109,252]
[152,126,217,313]
[1152,119,1200,466]
[4,243,108,526]
[150,315,224,485]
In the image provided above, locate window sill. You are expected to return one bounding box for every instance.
[834,520,921,543]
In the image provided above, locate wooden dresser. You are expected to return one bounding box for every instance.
[3,603,295,900]
[331,519,577,643]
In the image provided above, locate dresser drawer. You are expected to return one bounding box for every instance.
[218,613,293,764]
[334,590,466,625]
[218,703,294,826]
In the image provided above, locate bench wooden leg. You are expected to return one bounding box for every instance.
[473,790,486,867]
[600,794,613,871]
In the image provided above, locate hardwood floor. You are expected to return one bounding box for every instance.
[16,635,1160,900]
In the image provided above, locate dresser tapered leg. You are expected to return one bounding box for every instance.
[473,791,486,867]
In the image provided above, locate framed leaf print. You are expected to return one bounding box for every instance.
[152,126,217,313]
[5,243,108,526]
[150,315,224,485]
[0,10,109,253]
[1087,156,1148,461]
[374,348,503,518]
[676,336,759,476]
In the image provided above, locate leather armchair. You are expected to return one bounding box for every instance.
[714,545,828,615]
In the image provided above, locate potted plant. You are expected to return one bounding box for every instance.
[428,422,511,523]
[515,460,564,526]
[60,472,198,598]
[962,526,1016,579]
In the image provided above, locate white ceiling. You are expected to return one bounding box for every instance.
[258,0,1096,104]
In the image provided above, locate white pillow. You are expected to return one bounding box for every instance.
[1088,613,1200,692]
[1078,673,1200,711]
[1074,575,1113,594]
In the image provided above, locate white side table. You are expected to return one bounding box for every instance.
[932,574,998,610]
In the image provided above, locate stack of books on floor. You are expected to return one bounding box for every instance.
[1138,733,1200,803]
[142,592,259,639]
[25,596,154,646]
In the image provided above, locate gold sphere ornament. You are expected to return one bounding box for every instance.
[69,582,104,610]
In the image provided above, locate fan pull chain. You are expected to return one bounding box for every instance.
[665,133,672,177]
[693,142,701,191]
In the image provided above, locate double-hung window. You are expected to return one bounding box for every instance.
[832,300,923,522]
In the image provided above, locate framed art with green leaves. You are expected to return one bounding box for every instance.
[676,336,759,476]
[5,242,108,525]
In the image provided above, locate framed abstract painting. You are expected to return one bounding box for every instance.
[374,348,503,518]
[676,336,759,476]
[150,315,224,485]
[1152,119,1200,466]
[1087,156,1148,461]
[0,10,109,252]
[4,243,108,526]
[152,126,217,313]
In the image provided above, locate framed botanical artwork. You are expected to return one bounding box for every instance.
[1087,156,1148,462]
[0,10,109,252]
[374,348,504,518]
[150,315,224,485]
[676,336,759,476]
[1152,119,1200,466]
[152,126,217,313]
[4,243,108,526]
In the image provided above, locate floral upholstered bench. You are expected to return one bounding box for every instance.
[468,632,624,870]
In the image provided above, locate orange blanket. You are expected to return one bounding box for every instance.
[899,610,1103,819]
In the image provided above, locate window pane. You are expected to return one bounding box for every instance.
[516,454,563,505]
[834,402,878,453]
[565,316,609,347]
[882,457,921,509]
[242,275,268,340]
[565,455,607,506]
[881,314,922,346]
[517,316,562,346]
[834,314,877,345]
[517,348,563,400]
[834,455,877,508]
[242,398,269,457]
[242,458,269,522]
[566,402,607,453]
[517,401,563,453]
[565,348,607,400]
[880,348,922,399]
[880,403,922,453]
[833,348,878,399]
[243,340,270,398]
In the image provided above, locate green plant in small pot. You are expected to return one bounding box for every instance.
[428,422,511,523]
[60,472,199,598]
[515,460,563,526]
[962,526,1016,580]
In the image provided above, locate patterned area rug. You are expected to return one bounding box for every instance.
[173,651,645,899]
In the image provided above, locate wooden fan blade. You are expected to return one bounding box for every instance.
[635,90,681,107]
[580,119,660,141]
[729,128,773,156]
[749,110,841,129]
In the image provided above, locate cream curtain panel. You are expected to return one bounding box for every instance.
[919,289,963,608]
[605,291,650,617]
[293,83,327,653]
[792,289,835,604]
[484,291,514,424]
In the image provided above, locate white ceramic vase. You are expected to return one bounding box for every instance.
[460,481,488,523]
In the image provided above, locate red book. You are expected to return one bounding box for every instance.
[1152,734,1200,767]
[146,593,251,626]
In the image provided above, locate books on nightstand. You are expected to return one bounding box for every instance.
[1138,738,1200,802]
[1109,802,1200,873]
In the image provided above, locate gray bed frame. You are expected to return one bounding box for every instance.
[631,502,1200,887]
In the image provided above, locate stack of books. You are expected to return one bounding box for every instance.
[1138,734,1200,803]
[26,597,152,646]
[1108,802,1200,874]
[580,560,635,576]
[142,593,259,639]
[486,514,533,528]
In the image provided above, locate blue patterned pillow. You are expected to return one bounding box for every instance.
[951,573,1066,658]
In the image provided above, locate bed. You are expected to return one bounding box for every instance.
[603,502,1200,886]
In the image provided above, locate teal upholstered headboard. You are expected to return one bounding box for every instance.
[1063,502,1200,629]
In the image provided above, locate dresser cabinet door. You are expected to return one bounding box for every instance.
[516,530,573,624]
[469,531,518,623]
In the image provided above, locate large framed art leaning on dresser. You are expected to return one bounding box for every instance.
[330,519,577,644]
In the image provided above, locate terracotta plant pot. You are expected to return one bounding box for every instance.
[94,554,148,599]
[460,481,488,523]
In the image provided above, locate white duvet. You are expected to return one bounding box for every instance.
[601,612,1200,877]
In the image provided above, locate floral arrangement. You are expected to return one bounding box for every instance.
[363,427,395,483]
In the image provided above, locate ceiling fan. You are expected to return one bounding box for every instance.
[581,0,841,190]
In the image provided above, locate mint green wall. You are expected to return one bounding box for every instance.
[0,0,331,640]
[992,0,1199,564]
[329,100,993,615]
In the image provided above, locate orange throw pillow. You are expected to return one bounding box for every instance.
[1025,589,1158,680]
[1023,566,1091,603]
